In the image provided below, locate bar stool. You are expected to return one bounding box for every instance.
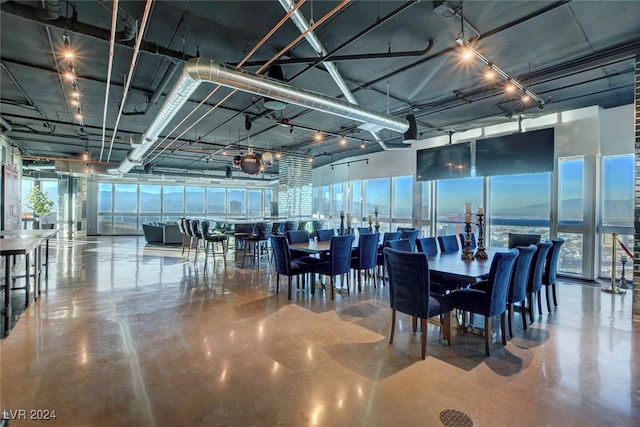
[200,220,227,269]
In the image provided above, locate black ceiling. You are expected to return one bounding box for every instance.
[1,0,639,179]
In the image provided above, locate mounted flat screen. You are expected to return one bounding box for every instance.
[416,143,471,181]
[475,128,554,177]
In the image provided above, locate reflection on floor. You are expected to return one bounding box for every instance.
[1,236,639,426]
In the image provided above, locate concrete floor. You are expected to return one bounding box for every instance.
[1,236,639,426]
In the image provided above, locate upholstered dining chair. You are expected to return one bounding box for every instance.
[543,238,565,312]
[383,248,453,359]
[285,230,310,259]
[437,235,460,253]
[448,249,519,356]
[357,226,370,236]
[458,232,477,249]
[376,231,402,281]
[526,241,553,322]
[508,233,541,248]
[416,237,439,256]
[283,220,299,233]
[270,235,314,300]
[470,244,535,338]
[350,232,380,291]
[316,229,335,242]
[416,237,447,295]
[400,229,419,251]
[308,234,355,300]
[386,238,412,252]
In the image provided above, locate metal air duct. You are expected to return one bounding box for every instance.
[113,58,409,174]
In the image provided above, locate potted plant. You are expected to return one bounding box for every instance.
[24,185,55,229]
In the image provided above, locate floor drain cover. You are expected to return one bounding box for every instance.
[160,294,177,301]
[439,409,473,427]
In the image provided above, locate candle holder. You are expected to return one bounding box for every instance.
[346,226,352,235]
[339,213,345,236]
[374,212,380,233]
[461,221,475,261]
[474,213,488,259]
[368,217,373,233]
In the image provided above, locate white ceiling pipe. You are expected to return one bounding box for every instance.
[114,58,408,174]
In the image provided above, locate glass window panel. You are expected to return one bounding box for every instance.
[351,181,362,218]
[185,186,205,214]
[488,173,550,246]
[163,186,184,213]
[41,180,59,213]
[139,185,161,213]
[393,176,412,219]
[312,187,319,213]
[557,232,582,275]
[228,189,244,214]
[365,178,390,218]
[206,188,225,214]
[21,179,33,213]
[331,183,343,215]
[421,182,431,220]
[600,233,633,279]
[97,212,112,234]
[559,158,584,225]
[98,183,112,212]
[320,185,330,214]
[264,190,272,217]
[248,190,262,218]
[602,154,633,227]
[114,184,137,213]
[436,177,483,237]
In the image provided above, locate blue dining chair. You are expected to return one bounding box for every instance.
[437,235,460,253]
[316,229,335,242]
[286,230,310,259]
[416,237,439,256]
[308,234,355,300]
[508,233,541,248]
[458,232,477,249]
[400,229,419,251]
[376,231,402,281]
[350,232,380,291]
[470,244,535,338]
[386,238,412,252]
[416,237,447,295]
[526,241,553,322]
[543,238,565,312]
[383,247,453,359]
[270,235,314,300]
[448,249,519,356]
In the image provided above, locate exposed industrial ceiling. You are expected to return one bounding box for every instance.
[1,0,639,179]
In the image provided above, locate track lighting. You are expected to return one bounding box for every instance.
[455,37,544,108]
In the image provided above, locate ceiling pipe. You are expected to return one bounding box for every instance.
[277,0,402,151]
[96,0,137,41]
[113,58,409,174]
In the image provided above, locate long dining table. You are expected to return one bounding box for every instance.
[1,228,58,337]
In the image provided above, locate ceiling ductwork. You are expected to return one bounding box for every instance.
[113,58,409,175]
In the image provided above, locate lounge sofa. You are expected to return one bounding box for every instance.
[142,222,182,244]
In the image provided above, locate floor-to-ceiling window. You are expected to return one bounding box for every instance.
[365,177,390,233]
[600,154,634,280]
[436,177,483,238]
[392,175,412,233]
[489,173,551,247]
[557,157,585,276]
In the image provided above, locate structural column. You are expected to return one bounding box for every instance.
[634,55,640,320]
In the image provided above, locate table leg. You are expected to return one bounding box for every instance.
[36,244,42,296]
[24,253,30,307]
[4,257,12,337]
[45,238,50,278]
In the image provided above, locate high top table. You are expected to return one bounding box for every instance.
[1,229,58,337]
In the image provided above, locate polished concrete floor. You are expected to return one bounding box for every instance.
[1,236,639,426]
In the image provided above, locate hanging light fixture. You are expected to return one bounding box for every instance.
[455,37,545,109]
